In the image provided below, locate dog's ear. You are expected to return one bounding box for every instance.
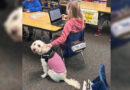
[41,36,50,44]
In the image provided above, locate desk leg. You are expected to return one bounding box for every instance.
[28,26,34,41]
[49,32,53,39]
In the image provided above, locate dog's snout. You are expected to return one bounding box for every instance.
[11,29,18,35]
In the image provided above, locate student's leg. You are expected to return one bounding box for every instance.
[95,14,104,36]
[95,13,106,36]
[48,69,66,82]
[23,26,33,41]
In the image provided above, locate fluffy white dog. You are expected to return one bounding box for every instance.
[4,7,22,42]
[31,40,81,89]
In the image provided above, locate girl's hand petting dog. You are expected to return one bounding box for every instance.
[46,43,52,48]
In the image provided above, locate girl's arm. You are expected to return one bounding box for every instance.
[51,22,72,46]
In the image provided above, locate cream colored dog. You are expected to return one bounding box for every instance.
[4,7,22,42]
[31,40,81,89]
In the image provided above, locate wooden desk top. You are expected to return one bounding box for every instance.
[23,12,62,32]
[60,1,111,13]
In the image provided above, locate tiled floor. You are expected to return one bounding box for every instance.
[0,25,22,90]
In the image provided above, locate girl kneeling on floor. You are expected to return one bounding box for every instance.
[47,1,85,57]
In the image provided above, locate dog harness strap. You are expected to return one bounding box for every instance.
[41,49,54,62]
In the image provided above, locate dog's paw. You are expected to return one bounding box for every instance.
[41,74,47,78]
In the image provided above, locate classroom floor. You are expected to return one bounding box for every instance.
[22,25,111,90]
[1,25,130,90]
[0,26,22,90]
[112,42,130,90]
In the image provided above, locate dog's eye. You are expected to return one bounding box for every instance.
[34,43,36,45]
[13,15,18,21]
[38,45,40,47]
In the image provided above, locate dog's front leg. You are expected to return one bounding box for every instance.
[41,58,48,78]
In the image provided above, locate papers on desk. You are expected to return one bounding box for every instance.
[29,13,44,19]
[111,17,130,38]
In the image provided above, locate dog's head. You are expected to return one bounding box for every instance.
[31,40,51,55]
[4,7,22,42]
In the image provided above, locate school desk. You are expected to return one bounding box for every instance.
[23,12,63,38]
[23,12,62,31]
[59,1,111,13]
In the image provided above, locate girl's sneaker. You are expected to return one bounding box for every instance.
[94,29,102,36]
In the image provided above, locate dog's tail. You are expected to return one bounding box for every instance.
[64,78,81,89]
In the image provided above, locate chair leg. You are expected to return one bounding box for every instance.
[81,52,86,64]
[33,29,37,41]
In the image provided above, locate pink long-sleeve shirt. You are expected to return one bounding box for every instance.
[51,18,85,46]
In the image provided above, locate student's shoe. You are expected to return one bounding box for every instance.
[94,29,102,36]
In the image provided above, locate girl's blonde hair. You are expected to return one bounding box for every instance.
[68,1,83,20]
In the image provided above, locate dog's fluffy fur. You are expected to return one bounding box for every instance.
[4,7,22,42]
[31,40,81,89]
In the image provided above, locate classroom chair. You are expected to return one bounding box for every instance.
[63,30,87,64]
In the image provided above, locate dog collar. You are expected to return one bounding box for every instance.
[41,49,55,62]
